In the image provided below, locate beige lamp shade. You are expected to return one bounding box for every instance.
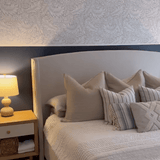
[0,75,19,97]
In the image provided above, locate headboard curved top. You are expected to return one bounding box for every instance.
[31,50,160,160]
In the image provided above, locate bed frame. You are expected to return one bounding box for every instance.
[31,50,160,160]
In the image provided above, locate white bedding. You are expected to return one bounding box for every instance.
[44,114,160,160]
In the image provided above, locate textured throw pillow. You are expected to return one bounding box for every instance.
[139,85,160,102]
[105,70,145,102]
[62,72,106,122]
[143,71,160,89]
[110,103,135,130]
[131,101,160,133]
[100,86,136,124]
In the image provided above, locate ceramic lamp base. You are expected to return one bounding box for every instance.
[1,107,14,117]
[1,97,14,117]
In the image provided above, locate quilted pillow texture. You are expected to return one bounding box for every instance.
[100,86,136,124]
[105,70,145,103]
[131,101,160,133]
[110,103,135,130]
[139,85,160,102]
[62,72,106,122]
[143,71,160,89]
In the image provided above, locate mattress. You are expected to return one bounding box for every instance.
[44,114,160,160]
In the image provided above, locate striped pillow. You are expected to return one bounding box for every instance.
[139,85,160,102]
[110,103,135,130]
[100,86,136,124]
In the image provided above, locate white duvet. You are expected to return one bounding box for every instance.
[44,114,160,160]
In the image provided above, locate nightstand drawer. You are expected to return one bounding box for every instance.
[0,123,34,139]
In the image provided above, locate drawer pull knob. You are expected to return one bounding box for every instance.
[7,131,10,134]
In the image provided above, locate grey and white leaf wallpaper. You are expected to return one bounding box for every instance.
[0,0,160,46]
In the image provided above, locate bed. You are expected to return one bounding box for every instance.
[31,50,160,160]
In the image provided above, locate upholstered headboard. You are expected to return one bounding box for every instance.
[31,50,160,160]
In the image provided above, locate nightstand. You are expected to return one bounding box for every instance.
[0,110,39,160]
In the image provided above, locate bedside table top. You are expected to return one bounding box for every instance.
[0,110,37,126]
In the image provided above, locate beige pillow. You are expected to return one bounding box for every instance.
[62,72,106,122]
[105,70,145,102]
[143,71,160,89]
[100,86,136,124]
[46,76,98,117]
[131,101,160,133]
[46,94,66,111]
[46,94,66,117]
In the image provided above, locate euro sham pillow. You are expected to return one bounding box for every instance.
[100,86,136,124]
[105,70,145,102]
[139,85,160,102]
[62,72,106,122]
[131,101,160,133]
[46,73,105,117]
[110,103,135,130]
[143,71,160,89]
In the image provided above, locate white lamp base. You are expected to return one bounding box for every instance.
[1,97,14,117]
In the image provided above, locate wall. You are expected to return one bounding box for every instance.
[1,0,160,111]
[0,0,160,46]
[0,45,160,111]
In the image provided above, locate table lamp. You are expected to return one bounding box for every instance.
[0,75,19,117]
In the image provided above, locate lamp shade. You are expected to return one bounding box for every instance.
[0,75,19,97]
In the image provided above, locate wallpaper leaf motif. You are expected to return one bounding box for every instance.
[0,0,160,46]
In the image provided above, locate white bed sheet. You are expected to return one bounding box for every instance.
[44,114,160,160]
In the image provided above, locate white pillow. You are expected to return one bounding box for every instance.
[46,94,66,117]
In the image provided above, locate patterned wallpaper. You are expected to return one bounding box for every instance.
[0,0,160,46]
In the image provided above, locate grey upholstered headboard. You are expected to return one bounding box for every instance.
[31,50,160,160]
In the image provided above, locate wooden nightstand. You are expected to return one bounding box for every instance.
[0,110,39,160]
